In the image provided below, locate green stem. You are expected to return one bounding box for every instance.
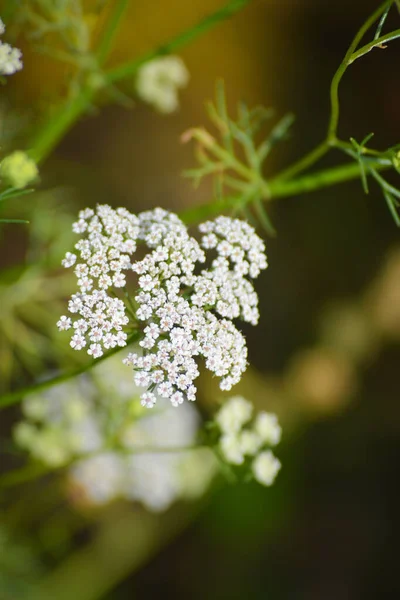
[29,0,252,163]
[105,0,251,83]
[181,159,391,224]
[277,141,329,181]
[328,0,392,142]
[349,28,400,63]
[30,88,93,163]
[270,159,389,197]
[0,331,140,408]
[96,0,129,65]
[0,462,49,488]
[273,0,394,181]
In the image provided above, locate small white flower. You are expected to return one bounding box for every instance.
[141,391,157,408]
[0,21,23,76]
[254,412,282,446]
[70,334,86,350]
[88,343,103,358]
[220,434,244,465]
[239,430,262,456]
[215,396,253,434]
[170,391,184,407]
[61,252,77,268]
[252,450,281,486]
[57,316,72,331]
[136,56,189,113]
[134,372,150,388]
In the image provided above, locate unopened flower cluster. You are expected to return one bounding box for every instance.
[136,55,189,113]
[14,356,216,511]
[0,151,38,189]
[215,396,282,486]
[58,206,267,409]
[0,18,23,76]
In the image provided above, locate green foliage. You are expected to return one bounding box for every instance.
[184,81,294,234]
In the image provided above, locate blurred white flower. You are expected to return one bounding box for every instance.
[238,429,262,456]
[220,434,244,465]
[136,56,189,113]
[215,396,253,434]
[15,355,217,512]
[215,396,282,486]
[71,453,125,504]
[252,450,281,486]
[254,412,282,446]
[0,18,23,76]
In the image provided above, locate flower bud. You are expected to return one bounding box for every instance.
[0,151,38,189]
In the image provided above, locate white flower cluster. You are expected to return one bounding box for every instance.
[136,55,189,113]
[215,396,282,486]
[58,205,267,408]
[57,206,140,357]
[14,355,216,512]
[0,18,23,76]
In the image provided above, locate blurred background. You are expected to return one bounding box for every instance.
[1,0,400,598]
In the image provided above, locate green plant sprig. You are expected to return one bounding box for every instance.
[184,0,400,228]
[182,81,293,234]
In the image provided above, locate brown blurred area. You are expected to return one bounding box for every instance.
[2,0,400,598]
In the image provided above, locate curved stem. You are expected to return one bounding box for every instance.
[270,0,395,181]
[349,27,400,63]
[328,0,392,142]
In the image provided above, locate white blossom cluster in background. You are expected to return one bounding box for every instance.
[14,355,216,512]
[58,206,268,409]
[215,396,282,486]
[0,17,23,76]
[135,55,189,113]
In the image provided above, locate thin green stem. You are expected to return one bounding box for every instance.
[29,0,252,163]
[349,28,400,63]
[269,159,389,198]
[328,0,392,141]
[334,139,385,158]
[96,0,129,65]
[0,331,141,408]
[29,88,93,164]
[0,462,49,488]
[181,159,391,224]
[276,0,394,181]
[105,0,251,83]
[276,141,329,181]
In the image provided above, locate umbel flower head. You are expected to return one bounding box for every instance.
[0,18,23,76]
[58,206,268,408]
